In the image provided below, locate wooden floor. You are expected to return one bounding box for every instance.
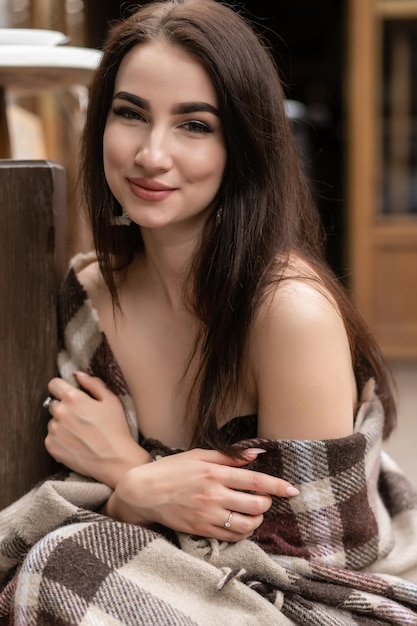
[383,361,417,488]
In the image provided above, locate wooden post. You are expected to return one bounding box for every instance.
[0,160,66,509]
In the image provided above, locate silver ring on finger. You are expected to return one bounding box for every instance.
[42,396,56,413]
[224,511,233,529]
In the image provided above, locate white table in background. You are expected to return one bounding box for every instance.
[0,43,102,157]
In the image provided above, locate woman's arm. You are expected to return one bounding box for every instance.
[45,372,152,489]
[45,374,299,542]
[47,257,302,541]
[252,278,357,441]
[103,446,299,542]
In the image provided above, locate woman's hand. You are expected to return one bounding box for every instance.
[104,447,299,542]
[45,372,151,487]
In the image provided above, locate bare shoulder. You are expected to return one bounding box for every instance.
[251,256,357,440]
[255,257,343,333]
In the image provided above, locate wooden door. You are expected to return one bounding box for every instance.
[347,0,417,359]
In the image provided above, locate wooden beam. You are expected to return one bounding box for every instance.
[0,160,66,508]
[346,0,378,321]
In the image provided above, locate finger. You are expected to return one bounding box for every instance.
[74,371,110,401]
[219,490,272,517]
[225,466,300,498]
[214,510,264,542]
[42,395,55,410]
[47,377,77,400]
[186,449,299,497]
[43,395,59,417]
[47,399,59,416]
[47,373,107,403]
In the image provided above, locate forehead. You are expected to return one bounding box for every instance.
[114,40,218,105]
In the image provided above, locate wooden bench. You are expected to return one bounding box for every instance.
[0,160,66,509]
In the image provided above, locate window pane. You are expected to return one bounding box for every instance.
[380,18,417,215]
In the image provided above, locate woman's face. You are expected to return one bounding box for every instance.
[103,40,227,235]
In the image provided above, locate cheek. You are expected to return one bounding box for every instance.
[103,127,118,167]
[187,146,226,186]
[103,128,123,188]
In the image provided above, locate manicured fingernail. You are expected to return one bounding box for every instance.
[286,485,300,496]
[245,448,267,455]
[75,371,88,377]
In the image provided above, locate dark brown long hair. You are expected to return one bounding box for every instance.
[80,0,396,450]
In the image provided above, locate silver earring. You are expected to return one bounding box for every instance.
[215,205,223,225]
[111,210,131,226]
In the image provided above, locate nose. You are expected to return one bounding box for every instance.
[134,126,173,172]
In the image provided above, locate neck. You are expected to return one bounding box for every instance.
[135,227,199,311]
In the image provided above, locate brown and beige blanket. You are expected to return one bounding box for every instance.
[1,253,417,625]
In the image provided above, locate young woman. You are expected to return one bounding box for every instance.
[2,1,416,623]
[43,0,396,541]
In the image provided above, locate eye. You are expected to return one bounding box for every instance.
[112,106,144,121]
[182,120,213,134]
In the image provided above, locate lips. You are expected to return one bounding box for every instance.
[128,177,173,191]
[127,178,176,202]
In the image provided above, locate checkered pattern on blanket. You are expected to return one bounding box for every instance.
[1,251,417,625]
[1,456,417,625]
[145,414,384,572]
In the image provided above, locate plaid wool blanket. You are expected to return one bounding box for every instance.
[1,253,417,624]
[1,388,417,624]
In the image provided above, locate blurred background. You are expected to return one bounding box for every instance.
[0,0,416,481]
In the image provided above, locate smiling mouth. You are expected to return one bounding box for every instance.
[127,180,175,202]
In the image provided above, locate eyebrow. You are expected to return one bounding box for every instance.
[113,91,220,117]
